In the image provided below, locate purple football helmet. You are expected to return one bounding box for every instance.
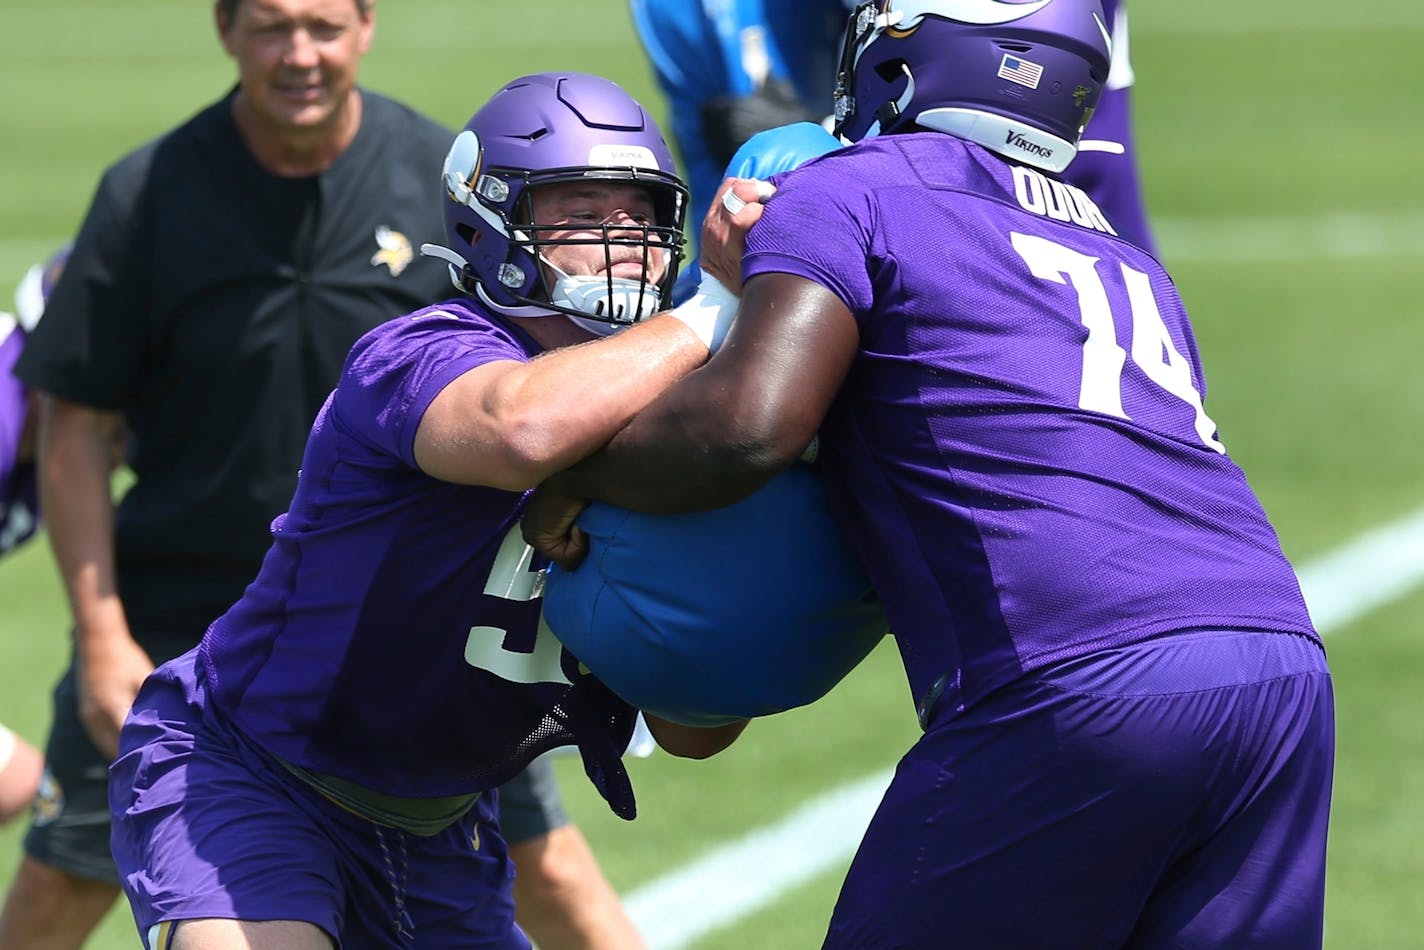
[832,0,1112,172]
[426,73,688,329]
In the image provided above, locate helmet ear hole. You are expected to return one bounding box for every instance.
[874,58,906,82]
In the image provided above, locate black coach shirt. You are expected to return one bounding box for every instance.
[17,89,454,652]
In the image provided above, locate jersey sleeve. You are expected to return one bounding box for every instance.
[0,323,39,555]
[0,319,24,477]
[741,156,878,318]
[331,310,526,469]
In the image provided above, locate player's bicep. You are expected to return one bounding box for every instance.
[413,358,532,489]
[710,271,857,463]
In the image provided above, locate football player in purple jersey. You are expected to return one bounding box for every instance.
[527,2,1335,946]
[106,72,751,949]
[0,251,63,560]
[0,250,68,827]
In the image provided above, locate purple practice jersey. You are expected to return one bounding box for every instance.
[0,316,38,554]
[199,300,638,815]
[743,135,1317,721]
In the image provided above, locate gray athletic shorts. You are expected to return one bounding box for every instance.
[27,662,568,884]
[497,755,569,847]
[26,663,119,884]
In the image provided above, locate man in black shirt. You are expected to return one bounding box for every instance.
[5,2,642,947]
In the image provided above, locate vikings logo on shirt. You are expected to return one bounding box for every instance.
[0,496,36,554]
[370,225,414,277]
[31,766,63,827]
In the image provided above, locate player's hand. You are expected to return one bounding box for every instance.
[75,628,153,759]
[521,486,591,571]
[702,177,776,294]
[643,712,750,760]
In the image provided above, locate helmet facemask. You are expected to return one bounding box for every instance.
[425,73,689,332]
[512,171,685,335]
[833,2,899,142]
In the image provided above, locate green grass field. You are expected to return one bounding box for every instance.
[2,2,1422,946]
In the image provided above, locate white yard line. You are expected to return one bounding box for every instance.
[626,504,1424,948]
[1293,506,1424,633]
[1154,212,1424,263]
[623,773,891,948]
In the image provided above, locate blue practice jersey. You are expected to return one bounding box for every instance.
[631,0,851,224]
[633,0,1155,265]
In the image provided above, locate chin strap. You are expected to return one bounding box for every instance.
[419,242,476,293]
[423,242,671,340]
[543,258,661,327]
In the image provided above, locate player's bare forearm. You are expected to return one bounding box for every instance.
[416,315,709,491]
[548,272,856,513]
[545,394,775,515]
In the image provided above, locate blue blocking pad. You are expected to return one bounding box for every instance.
[543,463,886,727]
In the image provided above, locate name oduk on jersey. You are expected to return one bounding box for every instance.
[1011,164,1117,237]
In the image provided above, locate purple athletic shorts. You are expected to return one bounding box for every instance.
[109,648,530,949]
[824,630,1334,949]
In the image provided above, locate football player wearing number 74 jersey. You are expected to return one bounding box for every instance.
[524,1,1335,947]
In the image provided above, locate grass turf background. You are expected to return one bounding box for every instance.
[1,2,1421,945]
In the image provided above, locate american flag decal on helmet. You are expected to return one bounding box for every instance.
[998,54,1044,90]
